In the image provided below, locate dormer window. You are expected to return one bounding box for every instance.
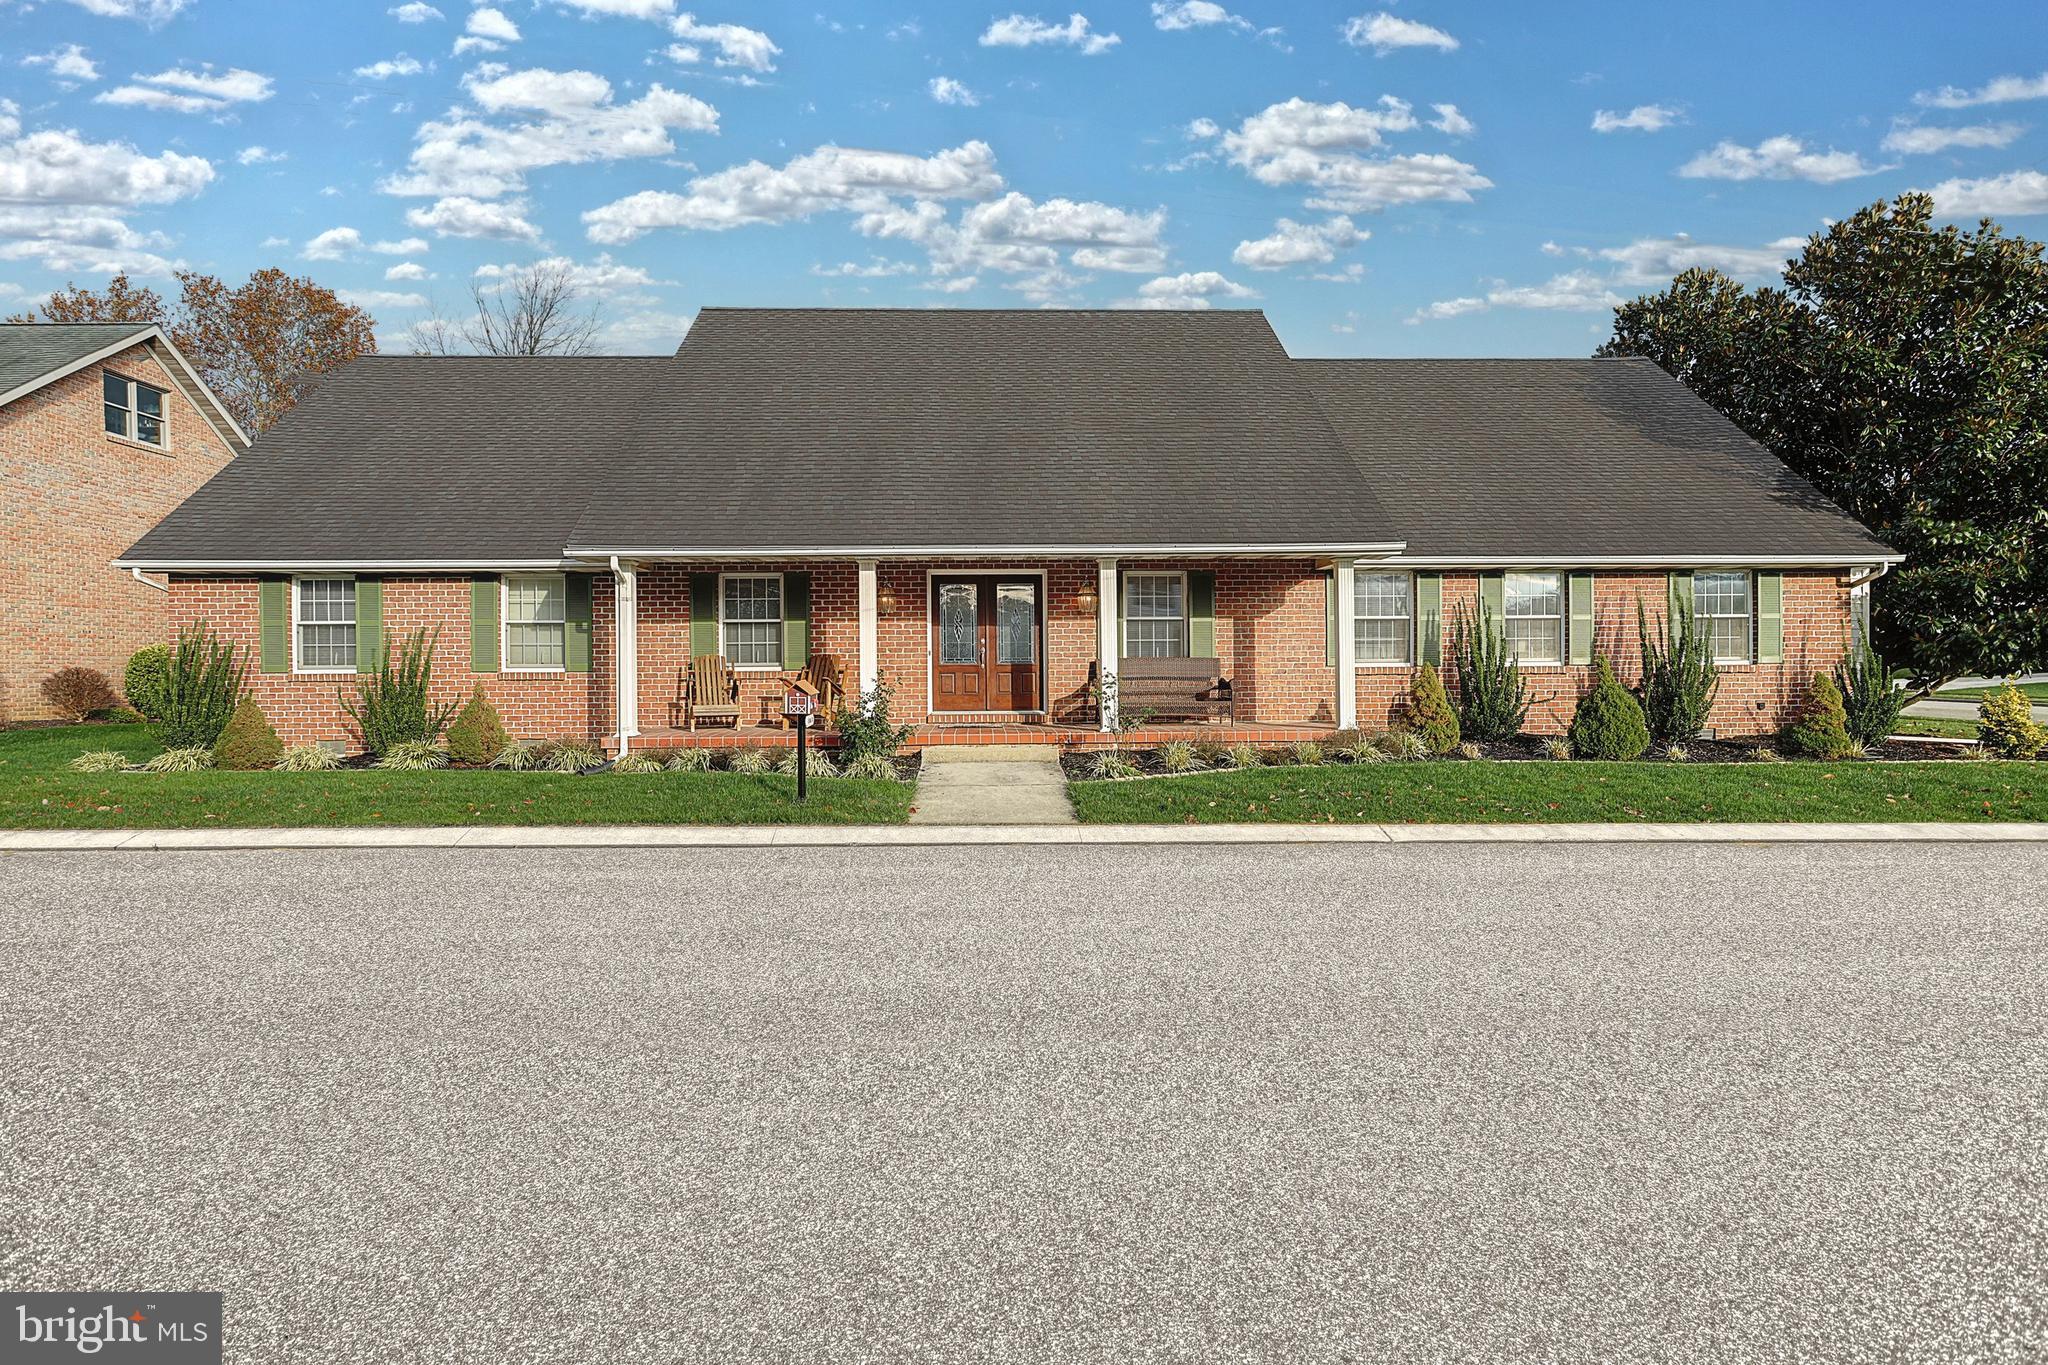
[104,372,166,447]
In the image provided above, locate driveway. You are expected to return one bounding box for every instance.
[1905,673,2048,722]
[2,844,2041,1363]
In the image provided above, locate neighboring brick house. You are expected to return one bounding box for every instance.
[2,323,248,722]
[118,309,1896,752]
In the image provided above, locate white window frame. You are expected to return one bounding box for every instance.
[1503,570,1564,666]
[1693,569,1755,665]
[501,573,568,673]
[103,370,168,448]
[292,575,357,675]
[1123,570,1189,660]
[1353,570,1414,667]
[719,572,785,671]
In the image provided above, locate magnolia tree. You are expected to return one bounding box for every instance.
[1599,193,2048,693]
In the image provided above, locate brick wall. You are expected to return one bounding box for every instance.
[2,342,238,721]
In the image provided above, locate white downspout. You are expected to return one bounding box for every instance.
[609,556,638,757]
[1844,562,1890,590]
[130,567,169,593]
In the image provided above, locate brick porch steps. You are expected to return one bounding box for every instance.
[613,720,1338,754]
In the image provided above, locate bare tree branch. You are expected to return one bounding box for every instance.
[408,262,604,357]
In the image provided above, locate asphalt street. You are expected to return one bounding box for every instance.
[2,843,2041,1364]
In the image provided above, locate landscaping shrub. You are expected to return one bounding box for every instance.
[339,629,458,757]
[1451,603,1535,743]
[832,679,915,768]
[1089,750,1140,780]
[274,744,343,772]
[1456,741,1484,761]
[1635,597,1718,745]
[490,740,548,771]
[1190,738,1230,768]
[1288,740,1325,766]
[728,747,772,775]
[1568,656,1651,760]
[544,739,603,773]
[1157,740,1203,773]
[1405,662,1461,755]
[1787,672,1859,759]
[41,667,117,723]
[212,696,284,770]
[842,753,900,781]
[376,741,448,771]
[141,747,214,773]
[445,686,509,766]
[156,623,247,750]
[69,750,128,773]
[611,751,665,774]
[1835,636,1909,748]
[124,644,172,720]
[1542,737,1573,761]
[664,748,714,773]
[1331,730,1380,762]
[1224,742,1263,769]
[1376,731,1427,760]
[1663,743,1690,763]
[1747,745,1784,763]
[1977,683,2047,759]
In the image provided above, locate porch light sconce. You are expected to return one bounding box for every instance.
[876,584,899,614]
[1075,584,1100,612]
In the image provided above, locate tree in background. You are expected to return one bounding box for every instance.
[406,261,601,357]
[8,269,377,435]
[1599,194,2048,693]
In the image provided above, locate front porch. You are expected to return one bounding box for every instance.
[617,718,1340,754]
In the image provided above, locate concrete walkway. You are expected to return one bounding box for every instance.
[908,750,1076,826]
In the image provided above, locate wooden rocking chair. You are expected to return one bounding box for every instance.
[686,653,741,731]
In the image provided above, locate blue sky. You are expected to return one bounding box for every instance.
[3,0,2044,355]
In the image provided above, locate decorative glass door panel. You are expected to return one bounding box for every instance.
[931,576,1041,712]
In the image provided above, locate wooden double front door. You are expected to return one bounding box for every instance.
[931,575,1042,712]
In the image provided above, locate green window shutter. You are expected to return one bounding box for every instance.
[1756,570,1783,664]
[1416,572,1442,666]
[355,577,384,674]
[781,571,810,669]
[1324,570,1338,667]
[258,577,288,674]
[1478,573,1504,636]
[470,577,500,674]
[564,574,593,673]
[1568,572,1595,665]
[1187,570,1216,657]
[1668,570,1695,627]
[690,574,718,657]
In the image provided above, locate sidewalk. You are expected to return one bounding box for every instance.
[4,822,2044,853]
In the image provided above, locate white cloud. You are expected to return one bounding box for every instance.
[1119,271,1257,309]
[1929,168,2048,217]
[1880,121,2026,154]
[391,2,444,19]
[812,257,920,277]
[979,13,1120,55]
[1591,104,1678,133]
[1678,136,1885,184]
[669,14,780,72]
[236,145,286,165]
[1429,103,1474,137]
[405,195,542,240]
[555,0,675,15]
[1205,97,1491,212]
[1914,71,2048,110]
[382,68,718,199]
[302,226,364,260]
[1591,233,1802,284]
[473,252,666,294]
[468,6,522,42]
[1151,2,1247,32]
[0,100,213,271]
[385,261,431,280]
[22,44,99,83]
[585,141,1004,241]
[929,76,981,107]
[1231,215,1362,270]
[1407,271,1622,324]
[452,37,502,55]
[60,0,188,23]
[355,56,425,80]
[96,65,275,116]
[1311,263,1366,284]
[338,289,429,309]
[1341,12,1457,55]
[371,236,430,254]
[1185,117,1219,139]
[598,307,697,352]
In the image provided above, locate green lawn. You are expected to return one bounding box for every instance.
[1935,682,2048,703]
[1067,759,2045,824]
[1893,715,1979,740]
[0,724,914,830]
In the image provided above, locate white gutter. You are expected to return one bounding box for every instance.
[112,558,581,573]
[1845,562,1891,589]
[129,566,169,594]
[1380,553,1906,569]
[567,542,1408,560]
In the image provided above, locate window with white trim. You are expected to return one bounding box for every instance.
[504,574,566,670]
[1354,570,1413,663]
[721,574,783,668]
[103,372,167,447]
[1693,570,1753,663]
[295,578,356,672]
[1504,571,1563,664]
[1124,573,1186,658]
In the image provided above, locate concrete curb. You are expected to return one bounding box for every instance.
[2,821,2045,853]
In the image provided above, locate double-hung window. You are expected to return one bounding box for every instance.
[104,372,167,447]
[504,574,567,670]
[295,578,356,672]
[1504,571,1564,665]
[1354,571,1413,663]
[1124,573,1187,658]
[1693,570,1753,663]
[722,574,783,668]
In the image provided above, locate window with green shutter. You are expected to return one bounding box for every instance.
[470,576,500,673]
[564,574,593,673]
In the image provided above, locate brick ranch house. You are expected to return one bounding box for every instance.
[118,308,1897,753]
[2,323,248,722]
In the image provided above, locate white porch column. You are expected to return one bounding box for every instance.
[1096,557,1119,731]
[1333,557,1357,730]
[612,557,640,747]
[856,558,880,702]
